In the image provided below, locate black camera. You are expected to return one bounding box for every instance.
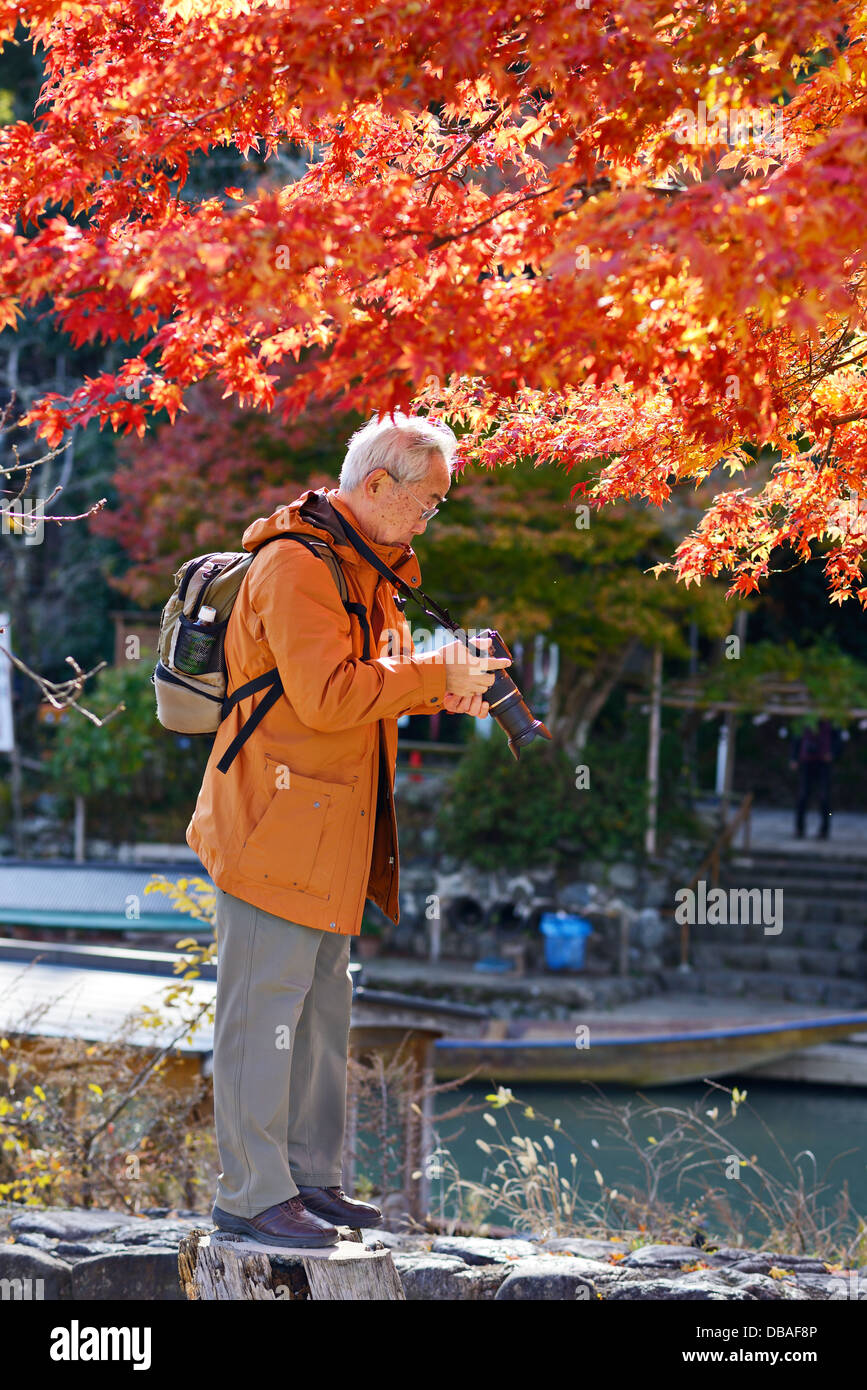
[323,498,553,760]
[463,627,552,759]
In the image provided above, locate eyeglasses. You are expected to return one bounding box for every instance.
[384,473,443,521]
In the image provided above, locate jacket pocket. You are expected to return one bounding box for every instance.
[236,757,358,900]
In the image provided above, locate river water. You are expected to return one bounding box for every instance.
[429,1078,867,1251]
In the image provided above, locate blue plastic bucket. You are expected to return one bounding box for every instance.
[539,912,593,971]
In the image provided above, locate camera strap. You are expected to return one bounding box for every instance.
[325,497,464,638]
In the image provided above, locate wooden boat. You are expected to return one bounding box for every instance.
[5,937,867,1089]
[432,1013,867,1086]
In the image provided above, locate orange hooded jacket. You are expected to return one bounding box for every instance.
[186,486,448,935]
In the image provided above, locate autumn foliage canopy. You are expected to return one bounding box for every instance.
[1,0,867,602]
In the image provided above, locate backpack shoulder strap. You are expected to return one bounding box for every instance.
[250,532,370,659]
[252,531,349,604]
[215,532,368,776]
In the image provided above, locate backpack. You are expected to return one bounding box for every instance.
[152,531,367,775]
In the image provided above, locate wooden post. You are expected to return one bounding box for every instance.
[720,709,736,826]
[402,1032,436,1220]
[720,609,747,825]
[343,1074,358,1201]
[8,737,23,860]
[403,1043,420,1218]
[346,1024,442,1226]
[178,1229,405,1301]
[618,911,630,977]
[644,647,663,856]
[417,1043,436,1217]
[428,903,441,962]
[74,795,86,863]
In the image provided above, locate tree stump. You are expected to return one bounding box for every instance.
[178,1229,405,1301]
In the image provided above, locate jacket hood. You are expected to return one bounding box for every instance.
[241,487,423,589]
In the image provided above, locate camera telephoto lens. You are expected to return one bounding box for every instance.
[467,628,552,759]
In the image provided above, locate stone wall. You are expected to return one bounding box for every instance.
[1,1205,862,1301]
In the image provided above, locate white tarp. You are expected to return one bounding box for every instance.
[0,956,215,1053]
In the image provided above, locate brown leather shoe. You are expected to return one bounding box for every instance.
[212,1196,339,1247]
[296,1184,383,1228]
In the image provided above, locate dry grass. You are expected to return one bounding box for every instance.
[421,1082,867,1265]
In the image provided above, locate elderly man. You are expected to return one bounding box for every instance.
[187,412,510,1248]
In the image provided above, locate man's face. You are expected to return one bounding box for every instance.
[358,452,452,547]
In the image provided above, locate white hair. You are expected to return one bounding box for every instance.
[338,412,458,493]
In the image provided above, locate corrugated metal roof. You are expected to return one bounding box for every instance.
[0,861,213,929]
[0,939,216,979]
[0,957,215,1053]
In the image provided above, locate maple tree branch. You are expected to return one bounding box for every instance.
[778,321,866,410]
[0,480,59,516]
[347,181,564,295]
[0,490,107,530]
[819,424,837,469]
[825,345,867,374]
[150,93,255,165]
[425,181,558,250]
[0,397,68,500]
[416,101,505,195]
[0,405,107,529]
[828,410,867,426]
[0,640,123,726]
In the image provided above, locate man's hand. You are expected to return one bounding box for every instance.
[443,691,489,717]
[415,634,511,699]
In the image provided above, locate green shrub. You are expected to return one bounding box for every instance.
[435,718,698,871]
[38,652,211,841]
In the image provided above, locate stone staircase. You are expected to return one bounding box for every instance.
[662,847,867,1008]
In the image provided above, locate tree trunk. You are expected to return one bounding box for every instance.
[546,640,639,760]
[178,1229,405,1300]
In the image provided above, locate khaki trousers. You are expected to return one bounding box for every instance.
[212,886,353,1217]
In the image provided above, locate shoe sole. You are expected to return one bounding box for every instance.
[212,1205,338,1248]
[304,1209,383,1229]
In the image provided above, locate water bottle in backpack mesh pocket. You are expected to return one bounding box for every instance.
[152,533,349,771]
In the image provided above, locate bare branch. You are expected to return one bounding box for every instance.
[419,104,505,207]
[0,493,108,531]
[0,636,124,725]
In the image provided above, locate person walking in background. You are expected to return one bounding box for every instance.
[790,718,842,840]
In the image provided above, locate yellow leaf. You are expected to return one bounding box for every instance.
[129,272,155,301]
[164,0,199,18]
